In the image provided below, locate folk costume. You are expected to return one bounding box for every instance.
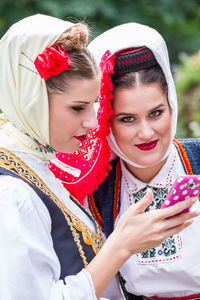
[0,14,109,300]
[86,23,200,299]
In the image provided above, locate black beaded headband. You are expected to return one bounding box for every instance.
[114,46,157,75]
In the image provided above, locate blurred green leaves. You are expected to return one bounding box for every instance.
[1,0,200,137]
[1,0,200,63]
[175,52,200,138]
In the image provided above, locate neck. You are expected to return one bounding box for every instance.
[124,157,168,183]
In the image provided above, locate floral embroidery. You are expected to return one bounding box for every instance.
[32,137,54,154]
[24,132,55,154]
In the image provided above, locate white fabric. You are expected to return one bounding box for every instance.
[115,144,200,297]
[0,14,79,160]
[0,118,54,161]
[102,276,124,300]
[89,23,200,297]
[88,22,178,168]
[0,149,109,300]
[0,15,115,299]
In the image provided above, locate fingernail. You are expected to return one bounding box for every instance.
[191,197,198,203]
[187,219,194,225]
[146,188,151,196]
[194,211,200,216]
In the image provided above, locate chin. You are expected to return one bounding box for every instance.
[139,155,166,168]
[51,143,80,154]
[133,155,161,168]
[64,143,81,154]
[60,146,80,154]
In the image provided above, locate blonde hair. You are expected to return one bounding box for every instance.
[55,23,89,51]
[46,23,98,94]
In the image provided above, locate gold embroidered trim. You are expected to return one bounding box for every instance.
[0,148,104,265]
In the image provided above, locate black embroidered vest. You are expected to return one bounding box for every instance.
[0,148,104,280]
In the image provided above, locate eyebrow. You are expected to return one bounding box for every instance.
[72,96,100,105]
[149,104,165,112]
[115,104,166,117]
[73,101,90,104]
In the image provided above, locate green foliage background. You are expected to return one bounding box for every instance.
[0,0,200,137]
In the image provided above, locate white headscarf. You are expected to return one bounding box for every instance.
[88,23,178,168]
[0,14,80,161]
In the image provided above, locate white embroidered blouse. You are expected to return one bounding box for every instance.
[0,150,110,300]
[115,143,200,297]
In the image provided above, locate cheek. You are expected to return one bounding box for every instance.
[111,121,134,145]
[49,106,70,138]
[163,113,171,136]
[158,114,171,145]
[111,120,125,141]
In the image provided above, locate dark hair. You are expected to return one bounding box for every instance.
[46,23,99,94]
[111,64,168,97]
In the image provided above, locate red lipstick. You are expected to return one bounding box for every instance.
[135,139,158,151]
[74,134,88,142]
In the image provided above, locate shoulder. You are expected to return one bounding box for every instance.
[175,138,200,174]
[0,174,34,197]
[0,175,51,223]
[176,138,200,157]
[177,138,200,147]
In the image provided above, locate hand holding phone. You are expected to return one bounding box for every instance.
[160,175,200,213]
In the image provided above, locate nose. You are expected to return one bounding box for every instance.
[82,107,98,130]
[137,120,154,140]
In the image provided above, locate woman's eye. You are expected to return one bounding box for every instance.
[72,106,84,112]
[119,116,135,123]
[149,110,163,118]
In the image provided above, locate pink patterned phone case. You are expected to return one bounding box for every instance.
[160,175,200,212]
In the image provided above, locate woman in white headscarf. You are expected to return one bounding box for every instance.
[0,15,198,300]
[86,23,200,299]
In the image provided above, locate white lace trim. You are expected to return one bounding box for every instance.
[51,157,81,177]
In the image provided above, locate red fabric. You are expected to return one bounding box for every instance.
[34,46,73,79]
[151,294,200,300]
[49,129,111,204]
[49,50,116,203]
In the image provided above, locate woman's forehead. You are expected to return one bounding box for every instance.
[112,84,168,110]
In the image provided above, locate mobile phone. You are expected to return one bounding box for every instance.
[160,175,200,212]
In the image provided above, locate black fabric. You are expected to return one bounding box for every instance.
[176,138,200,174]
[114,47,157,74]
[0,166,97,280]
[89,158,121,237]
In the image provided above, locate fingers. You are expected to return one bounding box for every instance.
[159,196,198,219]
[164,219,194,239]
[118,189,153,224]
[162,209,200,231]
[132,188,153,214]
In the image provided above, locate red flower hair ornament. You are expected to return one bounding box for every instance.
[34,46,73,79]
